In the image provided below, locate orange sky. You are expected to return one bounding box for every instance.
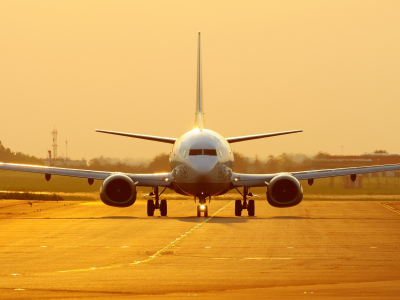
[1,1,399,161]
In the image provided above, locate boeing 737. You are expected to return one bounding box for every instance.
[2,32,400,217]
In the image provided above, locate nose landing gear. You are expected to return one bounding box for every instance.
[197,204,208,217]
[195,196,209,217]
[235,187,257,217]
[145,187,168,216]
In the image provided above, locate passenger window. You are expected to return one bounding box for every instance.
[204,149,217,156]
[189,149,203,156]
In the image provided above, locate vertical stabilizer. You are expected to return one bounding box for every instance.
[195,32,205,129]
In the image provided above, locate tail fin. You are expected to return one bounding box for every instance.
[195,32,205,129]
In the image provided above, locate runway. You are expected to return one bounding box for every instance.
[1,199,400,299]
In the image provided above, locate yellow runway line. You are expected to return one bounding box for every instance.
[374,201,400,215]
[58,201,233,274]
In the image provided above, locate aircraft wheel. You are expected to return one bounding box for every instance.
[235,200,242,216]
[147,200,155,216]
[197,205,201,217]
[248,199,255,217]
[204,205,208,217]
[160,199,167,216]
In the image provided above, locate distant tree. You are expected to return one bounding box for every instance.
[315,151,331,159]
[146,153,170,173]
[264,155,280,173]
[88,156,146,173]
[0,141,44,165]
[233,152,251,173]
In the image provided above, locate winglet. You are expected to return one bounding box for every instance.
[195,31,205,129]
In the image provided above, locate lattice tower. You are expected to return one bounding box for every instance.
[51,126,58,160]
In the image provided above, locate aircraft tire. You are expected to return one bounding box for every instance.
[248,200,255,217]
[235,200,242,216]
[147,200,155,216]
[197,205,201,217]
[204,206,208,217]
[160,199,167,216]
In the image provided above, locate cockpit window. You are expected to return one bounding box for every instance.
[189,149,203,156]
[187,149,218,156]
[203,149,217,156]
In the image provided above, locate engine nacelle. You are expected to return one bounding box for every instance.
[266,174,303,208]
[100,174,137,207]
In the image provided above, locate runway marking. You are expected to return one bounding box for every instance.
[374,202,400,215]
[58,201,233,274]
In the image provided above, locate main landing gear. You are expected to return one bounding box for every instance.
[145,187,167,216]
[235,187,257,217]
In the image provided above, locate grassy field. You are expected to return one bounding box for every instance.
[0,191,63,200]
[0,170,103,193]
[301,176,400,195]
[1,170,400,201]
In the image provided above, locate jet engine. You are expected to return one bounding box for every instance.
[100,174,137,207]
[266,174,303,208]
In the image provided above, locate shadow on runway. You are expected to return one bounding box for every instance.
[102,216,138,219]
[270,216,311,219]
[5,215,393,221]
[175,216,248,223]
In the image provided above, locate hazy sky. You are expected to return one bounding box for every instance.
[1,1,399,161]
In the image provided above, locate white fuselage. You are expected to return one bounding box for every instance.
[170,129,234,200]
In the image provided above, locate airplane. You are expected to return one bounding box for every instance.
[2,32,400,217]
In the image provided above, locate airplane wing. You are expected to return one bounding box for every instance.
[226,130,302,143]
[232,163,400,187]
[95,129,177,144]
[0,163,172,187]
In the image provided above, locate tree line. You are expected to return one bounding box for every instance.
[0,141,44,165]
[1,140,394,174]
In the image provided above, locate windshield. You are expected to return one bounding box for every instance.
[188,149,217,156]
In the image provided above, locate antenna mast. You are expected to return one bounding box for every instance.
[51,126,58,160]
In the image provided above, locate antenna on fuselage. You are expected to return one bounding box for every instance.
[195,31,205,130]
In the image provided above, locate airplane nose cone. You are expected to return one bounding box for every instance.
[190,157,217,174]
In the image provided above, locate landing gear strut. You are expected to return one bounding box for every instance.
[146,187,167,217]
[196,197,208,217]
[235,187,256,217]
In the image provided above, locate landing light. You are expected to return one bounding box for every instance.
[200,205,205,210]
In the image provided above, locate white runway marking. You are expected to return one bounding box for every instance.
[58,201,233,274]
[374,202,400,215]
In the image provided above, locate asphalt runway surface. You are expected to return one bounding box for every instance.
[1,199,400,299]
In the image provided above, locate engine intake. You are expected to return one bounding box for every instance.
[100,174,137,207]
[266,174,303,207]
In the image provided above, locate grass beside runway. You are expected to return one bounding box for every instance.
[1,170,400,201]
